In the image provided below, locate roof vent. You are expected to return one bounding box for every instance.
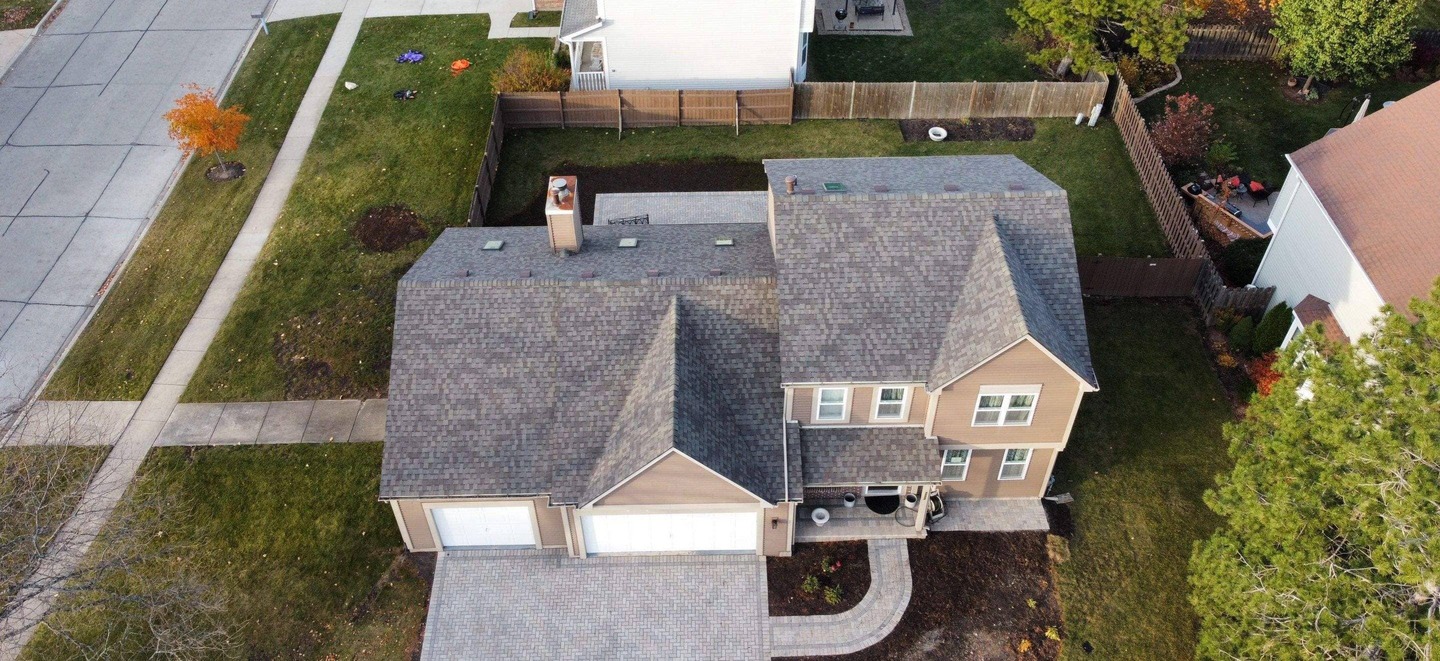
[646,269,661,277]
[943,184,961,192]
[714,237,734,247]
[1008,183,1026,191]
[873,185,889,193]
[709,269,725,276]
[456,269,471,277]
[617,237,638,248]
[822,182,846,193]
[580,270,596,279]
[482,240,504,251]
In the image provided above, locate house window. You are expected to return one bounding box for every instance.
[998,448,1031,480]
[972,388,1039,426]
[815,387,849,421]
[800,32,809,66]
[873,387,909,420]
[941,449,970,480]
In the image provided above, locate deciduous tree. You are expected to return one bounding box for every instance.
[163,85,250,178]
[1190,281,1440,658]
[1149,93,1215,167]
[1273,0,1418,86]
[1010,0,1201,76]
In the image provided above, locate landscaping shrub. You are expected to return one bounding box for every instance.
[1252,301,1292,355]
[492,49,568,93]
[1228,316,1255,356]
[1220,237,1269,284]
[1245,352,1281,396]
[1150,93,1216,167]
[352,204,427,252]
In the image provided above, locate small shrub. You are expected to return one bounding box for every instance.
[1217,351,1238,369]
[1206,140,1238,172]
[1026,598,1038,609]
[1228,316,1255,357]
[492,49,569,93]
[1150,93,1216,167]
[352,205,427,252]
[819,556,841,574]
[822,585,843,605]
[552,46,571,70]
[1253,301,1292,355]
[1045,626,1062,641]
[1016,638,1034,654]
[1247,352,1281,396]
[1212,307,1243,334]
[801,575,820,594]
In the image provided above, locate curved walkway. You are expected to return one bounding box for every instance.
[769,538,912,658]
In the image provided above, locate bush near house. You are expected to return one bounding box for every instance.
[1252,301,1291,355]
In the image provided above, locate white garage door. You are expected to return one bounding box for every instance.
[581,511,758,554]
[431,505,536,549]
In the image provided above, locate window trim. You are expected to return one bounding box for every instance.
[972,385,1042,427]
[940,448,971,481]
[997,448,1032,481]
[870,386,911,422]
[813,387,850,422]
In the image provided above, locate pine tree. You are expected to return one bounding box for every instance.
[1273,0,1418,86]
[1010,0,1200,76]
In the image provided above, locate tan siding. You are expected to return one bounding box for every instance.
[933,341,1083,445]
[791,387,813,424]
[762,503,795,556]
[397,500,436,551]
[939,449,1053,498]
[597,453,760,506]
[908,388,930,425]
[532,497,568,548]
[795,385,927,426]
[850,387,873,423]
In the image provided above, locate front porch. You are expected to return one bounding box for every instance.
[795,492,928,542]
[569,40,606,90]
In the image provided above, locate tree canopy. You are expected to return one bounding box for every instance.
[1190,282,1440,657]
[1010,0,1201,75]
[1273,0,1418,85]
[163,85,249,167]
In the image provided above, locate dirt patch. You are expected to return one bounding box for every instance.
[768,541,871,616]
[900,118,1036,143]
[205,161,247,182]
[272,294,390,400]
[491,160,767,227]
[792,532,1063,660]
[354,204,429,252]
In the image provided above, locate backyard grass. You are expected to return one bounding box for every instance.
[183,16,551,402]
[43,16,339,401]
[808,0,1036,82]
[1053,299,1235,659]
[490,119,1167,258]
[509,10,559,27]
[1420,0,1440,29]
[1139,61,1431,185]
[0,0,50,30]
[23,443,428,659]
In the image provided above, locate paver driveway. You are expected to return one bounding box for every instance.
[0,0,264,411]
[422,550,771,660]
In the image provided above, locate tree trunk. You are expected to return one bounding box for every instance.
[1300,75,1314,95]
[1056,55,1073,79]
[214,152,226,176]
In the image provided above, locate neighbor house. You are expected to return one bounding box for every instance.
[1252,81,1440,345]
[380,156,1097,557]
[556,0,815,90]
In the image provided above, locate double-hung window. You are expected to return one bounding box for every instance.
[972,386,1040,426]
[872,386,909,421]
[815,387,849,422]
[941,449,970,480]
[998,448,1031,480]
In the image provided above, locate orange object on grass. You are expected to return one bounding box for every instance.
[450,59,471,73]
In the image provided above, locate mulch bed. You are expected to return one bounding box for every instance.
[205,161,247,182]
[769,541,871,616]
[491,160,768,226]
[353,204,428,252]
[899,118,1036,143]
[791,532,1063,660]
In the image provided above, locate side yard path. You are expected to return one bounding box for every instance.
[770,538,912,658]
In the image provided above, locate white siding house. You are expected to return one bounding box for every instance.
[559,0,815,90]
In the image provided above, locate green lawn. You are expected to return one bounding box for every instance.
[490,119,1167,258]
[0,0,50,30]
[1053,300,1235,659]
[1,446,109,598]
[808,0,1036,82]
[24,443,427,659]
[44,17,339,401]
[1419,0,1440,29]
[1139,61,1431,185]
[183,16,551,402]
[510,10,560,27]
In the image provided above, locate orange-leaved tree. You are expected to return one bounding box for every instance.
[164,85,250,177]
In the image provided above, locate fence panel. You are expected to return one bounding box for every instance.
[467,106,505,225]
[621,90,681,128]
[1078,257,1203,297]
[560,91,619,127]
[850,82,913,118]
[1181,26,1280,61]
[1194,261,1275,317]
[794,82,853,119]
[1111,78,1208,260]
[909,82,974,118]
[498,93,562,128]
[738,87,795,124]
[793,79,1107,119]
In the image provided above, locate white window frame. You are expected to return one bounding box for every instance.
[972,385,1042,427]
[998,448,1031,481]
[871,386,911,421]
[863,485,900,496]
[814,387,850,422]
[941,448,970,481]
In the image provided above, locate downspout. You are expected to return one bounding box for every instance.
[781,420,791,502]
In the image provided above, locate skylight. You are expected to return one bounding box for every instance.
[482,240,504,251]
[714,238,734,247]
[822,182,847,192]
[618,237,638,248]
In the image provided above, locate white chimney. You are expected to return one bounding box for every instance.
[545,176,581,252]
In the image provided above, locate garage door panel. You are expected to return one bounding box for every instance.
[581,512,757,554]
[432,505,536,549]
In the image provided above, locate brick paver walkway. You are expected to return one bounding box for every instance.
[769,538,912,658]
[422,550,771,660]
[928,498,1050,532]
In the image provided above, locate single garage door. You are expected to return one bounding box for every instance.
[581,511,758,554]
[431,505,536,549]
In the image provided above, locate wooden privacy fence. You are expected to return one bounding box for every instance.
[467,106,505,225]
[1078,257,1203,297]
[1181,26,1280,61]
[793,77,1108,120]
[498,88,795,129]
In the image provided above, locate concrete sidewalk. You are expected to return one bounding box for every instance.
[154,399,386,446]
[268,0,559,38]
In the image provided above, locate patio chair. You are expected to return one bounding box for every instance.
[1250,186,1273,206]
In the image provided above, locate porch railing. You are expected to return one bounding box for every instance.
[573,71,606,91]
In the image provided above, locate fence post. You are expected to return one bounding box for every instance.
[1025,80,1039,115]
[965,81,977,118]
[734,90,740,136]
[676,89,683,127]
[848,81,856,119]
[617,91,623,140]
[558,92,565,129]
[908,81,917,119]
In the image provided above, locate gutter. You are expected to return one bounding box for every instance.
[781,420,793,502]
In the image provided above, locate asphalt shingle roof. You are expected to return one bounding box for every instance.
[798,427,940,485]
[559,0,599,38]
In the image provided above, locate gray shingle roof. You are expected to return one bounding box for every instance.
[559,0,599,38]
[798,427,940,485]
[593,191,768,226]
[763,155,1096,389]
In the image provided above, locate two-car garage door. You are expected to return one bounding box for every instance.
[580,511,758,554]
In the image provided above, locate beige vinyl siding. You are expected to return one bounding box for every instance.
[396,500,435,551]
[932,341,1083,445]
[791,387,813,423]
[533,498,567,548]
[391,496,568,551]
[791,385,926,426]
[938,448,1053,498]
[596,452,760,506]
[850,387,873,423]
[762,503,796,556]
[908,388,929,425]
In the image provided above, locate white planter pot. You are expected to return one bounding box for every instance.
[811,508,831,527]
[928,127,948,142]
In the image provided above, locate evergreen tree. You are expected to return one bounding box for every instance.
[1273,0,1418,86]
[1010,0,1199,76]
[1190,282,1440,657]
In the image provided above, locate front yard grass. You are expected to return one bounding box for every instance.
[509,10,559,27]
[43,16,339,401]
[0,0,50,30]
[23,443,429,659]
[1139,61,1431,185]
[183,16,551,402]
[808,0,1035,82]
[1053,299,1235,659]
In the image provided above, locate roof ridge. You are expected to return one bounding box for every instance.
[400,275,778,289]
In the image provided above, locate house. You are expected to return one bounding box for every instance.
[1252,81,1440,345]
[380,155,1097,557]
[556,0,815,90]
